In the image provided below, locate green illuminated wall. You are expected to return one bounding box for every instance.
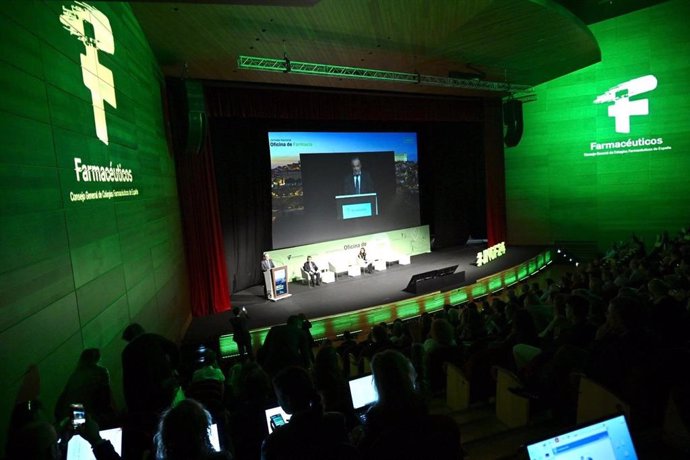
[0,1,188,448]
[506,0,690,250]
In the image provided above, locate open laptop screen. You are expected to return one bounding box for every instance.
[66,428,122,460]
[348,374,378,410]
[526,415,637,460]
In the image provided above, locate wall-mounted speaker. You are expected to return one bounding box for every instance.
[503,99,524,147]
[165,78,207,156]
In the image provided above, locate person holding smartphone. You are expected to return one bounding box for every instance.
[261,366,352,460]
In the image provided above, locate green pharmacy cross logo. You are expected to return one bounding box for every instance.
[594,75,657,134]
[60,2,117,145]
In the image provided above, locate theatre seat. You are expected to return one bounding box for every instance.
[446,363,470,411]
[495,366,530,428]
[576,375,630,425]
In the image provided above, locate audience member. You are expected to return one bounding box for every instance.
[121,323,180,415]
[230,307,253,360]
[154,399,232,460]
[261,366,353,460]
[357,350,462,460]
[259,315,313,377]
[55,348,116,427]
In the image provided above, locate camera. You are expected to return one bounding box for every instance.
[70,403,85,428]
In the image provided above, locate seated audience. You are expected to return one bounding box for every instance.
[261,366,353,460]
[357,350,462,460]
[154,399,232,460]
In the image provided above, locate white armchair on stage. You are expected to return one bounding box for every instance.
[320,269,335,283]
[347,265,361,277]
[328,258,349,278]
[373,259,387,271]
[383,251,411,266]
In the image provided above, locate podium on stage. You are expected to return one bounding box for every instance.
[265,265,291,301]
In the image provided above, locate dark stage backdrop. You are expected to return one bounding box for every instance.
[211,116,488,293]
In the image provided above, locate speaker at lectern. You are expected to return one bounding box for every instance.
[265,265,291,301]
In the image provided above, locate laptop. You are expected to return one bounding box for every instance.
[67,424,220,458]
[66,428,122,460]
[348,374,378,413]
[264,405,292,434]
[525,415,638,460]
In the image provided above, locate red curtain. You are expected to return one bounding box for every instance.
[175,131,231,316]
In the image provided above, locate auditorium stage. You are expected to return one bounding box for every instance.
[183,244,547,345]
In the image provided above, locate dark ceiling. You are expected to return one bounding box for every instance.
[553,0,668,24]
[129,0,666,97]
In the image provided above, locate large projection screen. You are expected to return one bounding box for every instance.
[269,132,420,249]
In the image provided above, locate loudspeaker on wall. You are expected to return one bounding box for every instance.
[503,99,523,147]
[165,78,207,156]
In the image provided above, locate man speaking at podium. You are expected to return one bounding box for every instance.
[261,253,275,298]
[343,156,374,195]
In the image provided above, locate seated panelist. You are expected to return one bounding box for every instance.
[303,256,321,287]
[358,247,374,274]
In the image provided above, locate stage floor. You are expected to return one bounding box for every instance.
[183,244,545,345]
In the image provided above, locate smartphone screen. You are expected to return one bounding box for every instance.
[71,403,85,428]
[270,414,285,427]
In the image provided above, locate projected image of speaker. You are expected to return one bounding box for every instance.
[503,99,523,147]
[335,193,378,219]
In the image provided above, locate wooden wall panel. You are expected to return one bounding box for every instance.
[0,3,190,454]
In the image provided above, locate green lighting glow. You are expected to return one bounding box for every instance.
[218,250,550,357]
[506,1,690,250]
[397,302,422,318]
[450,290,468,304]
[471,285,487,297]
[368,309,393,324]
[517,267,528,280]
[489,277,503,291]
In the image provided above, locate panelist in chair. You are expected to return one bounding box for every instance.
[303,256,321,287]
[358,247,374,274]
[343,156,374,195]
